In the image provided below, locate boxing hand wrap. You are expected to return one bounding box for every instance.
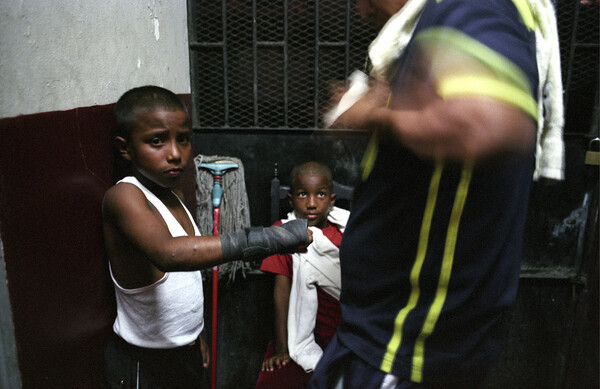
[220,219,310,261]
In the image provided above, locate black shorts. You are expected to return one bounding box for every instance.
[104,333,207,389]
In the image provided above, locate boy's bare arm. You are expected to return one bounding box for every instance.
[103,184,311,273]
[103,184,223,272]
[199,334,210,369]
[262,275,292,371]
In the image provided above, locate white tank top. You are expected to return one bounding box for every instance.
[110,176,204,348]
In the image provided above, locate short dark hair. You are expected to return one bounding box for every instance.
[114,85,190,139]
[290,161,333,191]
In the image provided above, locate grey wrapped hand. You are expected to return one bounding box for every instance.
[220,219,310,261]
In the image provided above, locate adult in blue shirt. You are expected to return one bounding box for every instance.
[310,0,539,388]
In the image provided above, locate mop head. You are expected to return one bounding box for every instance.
[194,154,253,282]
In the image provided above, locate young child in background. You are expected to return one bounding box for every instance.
[255,161,350,389]
[102,85,311,389]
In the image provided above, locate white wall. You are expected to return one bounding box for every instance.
[0,0,190,118]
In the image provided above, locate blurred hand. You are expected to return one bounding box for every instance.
[326,79,350,111]
[330,78,390,130]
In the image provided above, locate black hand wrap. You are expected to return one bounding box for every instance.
[220,219,309,261]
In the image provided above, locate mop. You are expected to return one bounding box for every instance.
[194,154,251,389]
[195,154,252,277]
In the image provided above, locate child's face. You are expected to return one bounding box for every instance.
[117,108,192,190]
[288,174,336,229]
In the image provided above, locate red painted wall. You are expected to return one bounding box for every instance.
[0,95,194,388]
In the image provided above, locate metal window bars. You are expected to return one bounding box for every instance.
[187,0,376,132]
[188,0,598,137]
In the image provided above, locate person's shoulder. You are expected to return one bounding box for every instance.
[260,250,293,275]
[102,182,145,217]
[104,181,141,201]
[326,207,350,229]
[321,222,343,242]
[433,0,498,7]
[326,222,343,232]
[432,0,523,18]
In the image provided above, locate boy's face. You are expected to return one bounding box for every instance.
[288,174,336,229]
[117,108,192,190]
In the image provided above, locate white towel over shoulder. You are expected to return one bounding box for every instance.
[530,0,565,181]
[282,207,350,372]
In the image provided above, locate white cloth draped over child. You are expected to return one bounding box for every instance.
[326,0,565,181]
[281,206,350,372]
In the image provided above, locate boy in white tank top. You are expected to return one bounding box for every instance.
[103,86,312,388]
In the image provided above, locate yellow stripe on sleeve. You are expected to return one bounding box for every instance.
[415,28,537,120]
[439,75,538,120]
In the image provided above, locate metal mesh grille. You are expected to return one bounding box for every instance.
[555,0,599,135]
[188,0,376,131]
[189,0,599,135]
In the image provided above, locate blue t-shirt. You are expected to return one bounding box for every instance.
[337,0,538,384]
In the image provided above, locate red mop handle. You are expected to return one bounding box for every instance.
[211,205,220,389]
[199,163,237,389]
[212,207,220,236]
